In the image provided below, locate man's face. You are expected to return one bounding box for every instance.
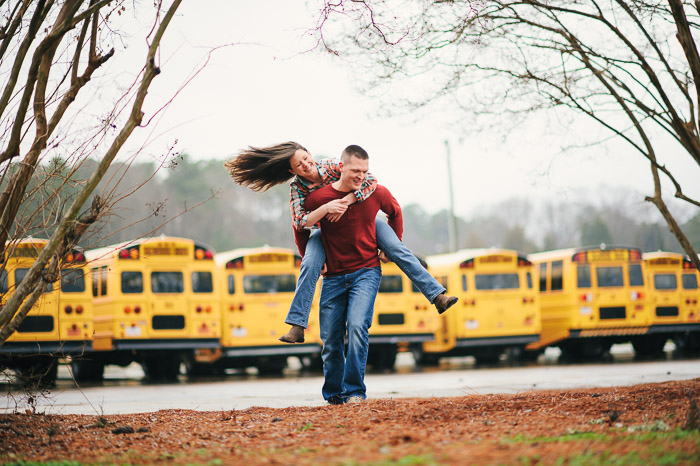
[340,155,369,191]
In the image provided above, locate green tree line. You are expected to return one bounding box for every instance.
[9,154,700,257]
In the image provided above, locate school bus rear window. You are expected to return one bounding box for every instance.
[629,264,644,286]
[227,275,235,295]
[475,273,519,290]
[15,268,53,293]
[60,269,85,293]
[121,271,143,294]
[683,274,698,290]
[379,275,403,293]
[243,274,296,294]
[577,265,591,288]
[192,271,213,293]
[151,271,184,293]
[654,274,677,290]
[597,266,623,287]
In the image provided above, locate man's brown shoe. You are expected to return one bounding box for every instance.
[434,294,458,314]
[279,324,305,343]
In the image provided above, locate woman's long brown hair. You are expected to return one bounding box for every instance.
[224,141,308,192]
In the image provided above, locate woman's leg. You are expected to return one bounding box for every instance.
[375,219,454,310]
[280,229,325,342]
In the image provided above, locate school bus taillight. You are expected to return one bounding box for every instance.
[459,259,474,269]
[76,305,83,314]
[65,305,73,314]
[683,259,697,269]
[517,258,532,267]
[579,293,593,302]
[572,252,587,263]
[226,258,243,269]
[134,306,141,314]
[631,291,643,300]
[118,246,139,260]
[629,250,642,261]
[195,246,213,260]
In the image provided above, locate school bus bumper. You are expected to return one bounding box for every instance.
[223,344,321,357]
[0,340,92,354]
[111,338,220,350]
[369,333,434,344]
[456,334,539,347]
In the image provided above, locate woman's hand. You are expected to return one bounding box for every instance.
[325,199,349,222]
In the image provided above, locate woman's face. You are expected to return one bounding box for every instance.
[288,149,316,179]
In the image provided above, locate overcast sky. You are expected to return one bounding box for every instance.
[102,0,699,220]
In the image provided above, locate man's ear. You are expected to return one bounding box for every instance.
[338,162,343,170]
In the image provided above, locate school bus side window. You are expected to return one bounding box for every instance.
[100,266,108,295]
[0,269,7,293]
[192,271,213,293]
[462,274,467,291]
[91,268,99,297]
[539,263,547,291]
[60,269,85,293]
[121,271,143,293]
[227,274,235,295]
[550,261,563,291]
[526,271,532,289]
[683,274,698,290]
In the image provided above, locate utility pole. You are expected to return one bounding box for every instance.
[445,139,458,252]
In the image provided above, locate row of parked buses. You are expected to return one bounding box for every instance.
[1,237,699,386]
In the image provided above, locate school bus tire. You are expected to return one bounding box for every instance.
[559,340,612,361]
[70,357,105,381]
[141,353,181,381]
[368,345,398,371]
[631,336,667,357]
[412,348,440,366]
[299,354,323,372]
[474,347,504,365]
[256,357,287,375]
[14,356,58,389]
[182,353,224,377]
[672,333,700,355]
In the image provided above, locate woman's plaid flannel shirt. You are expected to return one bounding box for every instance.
[289,158,377,231]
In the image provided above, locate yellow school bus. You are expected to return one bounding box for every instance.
[420,249,540,364]
[367,258,437,370]
[528,245,651,359]
[191,246,321,375]
[642,251,700,355]
[0,238,92,386]
[74,236,220,381]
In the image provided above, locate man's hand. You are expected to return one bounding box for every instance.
[378,251,391,263]
[325,199,349,222]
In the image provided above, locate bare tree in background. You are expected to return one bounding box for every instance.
[0,0,184,345]
[313,0,700,268]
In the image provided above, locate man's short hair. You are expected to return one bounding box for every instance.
[341,145,369,162]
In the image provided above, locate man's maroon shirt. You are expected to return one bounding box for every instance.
[298,184,403,277]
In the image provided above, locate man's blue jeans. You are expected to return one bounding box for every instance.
[284,219,446,328]
[319,266,382,402]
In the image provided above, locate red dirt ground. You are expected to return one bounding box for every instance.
[1,379,699,465]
